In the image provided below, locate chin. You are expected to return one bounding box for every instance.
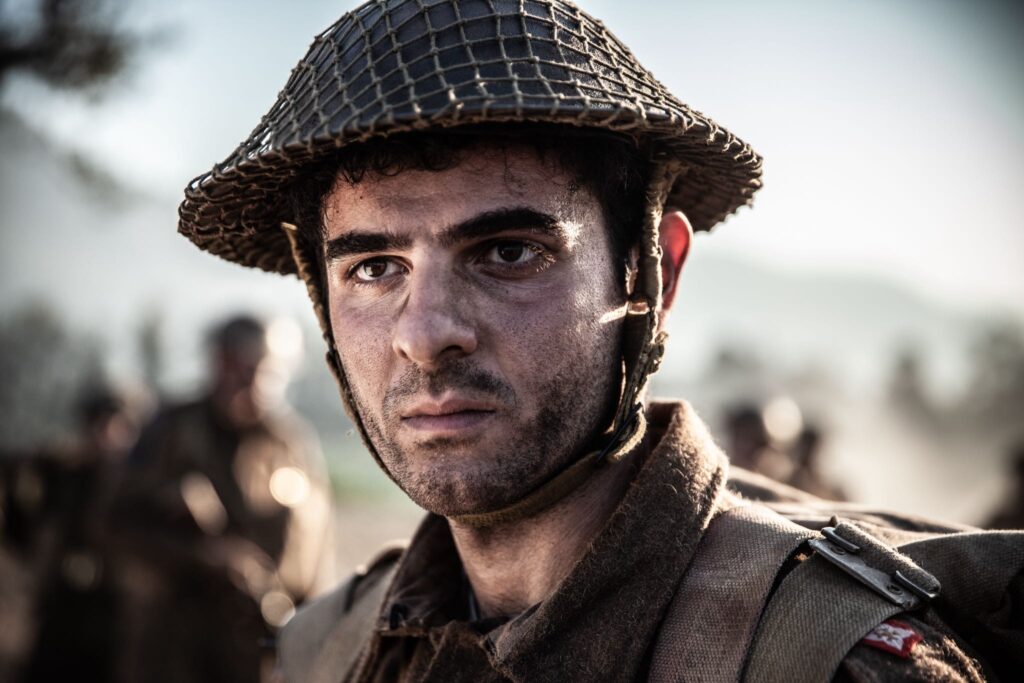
[398,459,536,518]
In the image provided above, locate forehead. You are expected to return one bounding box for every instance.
[321,145,600,239]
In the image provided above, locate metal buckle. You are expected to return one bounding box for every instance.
[893,569,940,601]
[822,526,860,554]
[594,403,642,466]
[809,526,937,611]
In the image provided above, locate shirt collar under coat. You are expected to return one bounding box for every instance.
[368,400,729,682]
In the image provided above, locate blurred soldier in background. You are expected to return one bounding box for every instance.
[725,403,793,482]
[1,384,141,682]
[724,401,846,501]
[788,425,847,502]
[986,442,1024,530]
[109,315,332,683]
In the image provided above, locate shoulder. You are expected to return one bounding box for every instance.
[726,465,824,504]
[740,504,1023,681]
[278,542,405,683]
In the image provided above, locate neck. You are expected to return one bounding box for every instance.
[447,448,642,619]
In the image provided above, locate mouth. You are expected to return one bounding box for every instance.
[400,397,499,435]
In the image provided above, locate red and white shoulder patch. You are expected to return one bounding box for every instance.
[861,619,923,658]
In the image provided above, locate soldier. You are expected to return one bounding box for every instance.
[1,384,140,683]
[724,403,793,481]
[788,425,848,502]
[177,1,1023,681]
[109,315,331,683]
[725,404,847,501]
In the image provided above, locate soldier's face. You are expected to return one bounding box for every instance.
[322,147,626,516]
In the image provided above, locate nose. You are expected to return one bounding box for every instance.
[392,267,477,367]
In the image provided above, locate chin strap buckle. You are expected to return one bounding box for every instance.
[595,403,643,466]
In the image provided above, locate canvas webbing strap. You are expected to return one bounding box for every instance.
[744,522,941,683]
[278,561,399,683]
[743,556,903,683]
[648,500,817,683]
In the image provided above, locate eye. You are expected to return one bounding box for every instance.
[484,241,539,265]
[351,257,402,282]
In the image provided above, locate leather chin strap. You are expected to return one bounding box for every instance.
[281,157,681,529]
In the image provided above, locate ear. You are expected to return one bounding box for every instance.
[658,209,693,315]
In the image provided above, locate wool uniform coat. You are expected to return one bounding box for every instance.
[280,401,1012,682]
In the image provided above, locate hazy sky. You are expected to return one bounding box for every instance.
[4,0,1021,317]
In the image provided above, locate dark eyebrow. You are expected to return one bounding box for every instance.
[324,207,563,262]
[439,207,564,247]
[325,232,412,262]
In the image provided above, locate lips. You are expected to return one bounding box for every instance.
[400,397,498,434]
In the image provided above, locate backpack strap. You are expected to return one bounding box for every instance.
[744,521,940,683]
[649,500,817,682]
[898,530,1024,676]
[278,545,403,683]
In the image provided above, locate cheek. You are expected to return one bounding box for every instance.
[479,267,621,393]
[330,299,396,403]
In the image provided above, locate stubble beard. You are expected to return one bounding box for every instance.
[349,350,621,518]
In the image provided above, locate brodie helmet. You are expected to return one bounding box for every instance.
[178,0,762,526]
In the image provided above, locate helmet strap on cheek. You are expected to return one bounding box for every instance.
[593,155,682,465]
